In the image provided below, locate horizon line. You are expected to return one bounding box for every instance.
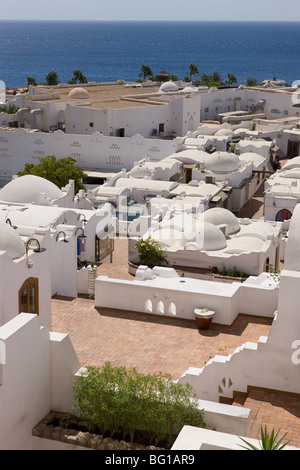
[1,18,300,23]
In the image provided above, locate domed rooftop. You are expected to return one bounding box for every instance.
[205,152,240,173]
[201,208,240,235]
[0,221,25,259]
[68,87,90,99]
[183,221,227,251]
[214,128,234,136]
[159,81,179,93]
[282,157,300,170]
[182,86,197,93]
[0,175,63,204]
[129,166,152,179]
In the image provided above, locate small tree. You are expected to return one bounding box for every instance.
[69,69,88,84]
[225,73,238,86]
[139,64,153,81]
[27,76,37,86]
[189,63,199,82]
[135,235,169,268]
[17,155,87,194]
[247,77,258,87]
[46,71,60,86]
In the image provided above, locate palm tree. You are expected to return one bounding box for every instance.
[27,76,37,86]
[225,73,238,86]
[72,70,88,84]
[139,64,153,81]
[200,74,211,86]
[189,63,199,82]
[210,71,224,85]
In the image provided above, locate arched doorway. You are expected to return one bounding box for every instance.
[275,209,292,222]
[19,278,39,315]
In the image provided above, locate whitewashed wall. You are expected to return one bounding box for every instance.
[0,314,82,449]
[0,234,52,331]
[95,270,278,326]
[0,128,178,187]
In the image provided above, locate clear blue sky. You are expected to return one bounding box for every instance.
[2,0,300,21]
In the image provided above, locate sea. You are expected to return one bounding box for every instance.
[0,20,300,89]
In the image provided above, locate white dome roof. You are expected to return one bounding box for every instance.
[202,208,240,234]
[184,221,227,251]
[215,128,234,136]
[129,166,152,179]
[68,87,90,99]
[224,236,264,254]
[205,152,240,173]
[0,175,63,204]
[282,157,300,170]
[182,86,197,93]
[159,81,179,93]
[0,221,25,259]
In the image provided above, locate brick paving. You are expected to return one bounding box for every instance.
[51,186,300,448]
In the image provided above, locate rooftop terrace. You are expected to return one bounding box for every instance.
[51,184,300,448]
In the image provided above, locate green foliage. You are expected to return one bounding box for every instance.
[17,155,87,194]
[189,63,199,81]
[247,77,258,87]
[46,71,60,86]
[72,362,206,447]
[135,235,169,268]
[27,76,37,86]
[266,263,280,288]
[219,266,248,279]
[225,73,238,86]
[139,64,153,81]
[239,426,290,450]
[0,103,20,114]
[68,69,88,84]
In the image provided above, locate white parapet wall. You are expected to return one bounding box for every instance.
[95,267,278,326]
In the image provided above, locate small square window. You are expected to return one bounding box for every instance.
[89,122,94,128]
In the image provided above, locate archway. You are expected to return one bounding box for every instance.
[275,209,292,222]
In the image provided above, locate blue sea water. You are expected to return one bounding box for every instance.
[0,20,300,88]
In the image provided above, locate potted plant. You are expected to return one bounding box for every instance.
[239,426,290,450]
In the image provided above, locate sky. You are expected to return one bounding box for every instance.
[1,0,300,22]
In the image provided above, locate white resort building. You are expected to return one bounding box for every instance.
[1,79,300,450]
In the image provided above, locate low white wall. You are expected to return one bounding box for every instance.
[0,314,82,450]
[95,270,277,326]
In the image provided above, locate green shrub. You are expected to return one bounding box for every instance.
[135,235,169,268]
[72,362,206,447]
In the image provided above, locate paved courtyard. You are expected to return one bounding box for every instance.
[51,187,300,448]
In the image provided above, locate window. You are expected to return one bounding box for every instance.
[89,122,94,128]
[19,278,39,315]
